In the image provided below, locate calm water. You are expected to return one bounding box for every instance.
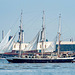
[0,59,75,75]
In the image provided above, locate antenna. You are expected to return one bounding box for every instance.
[58,14,61,56]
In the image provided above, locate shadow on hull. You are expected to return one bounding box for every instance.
[7,58,74,63]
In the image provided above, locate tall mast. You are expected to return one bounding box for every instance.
[19,11,23,58]
[58,14,61,56]
[41,11,45,57]
[42,11,45,41]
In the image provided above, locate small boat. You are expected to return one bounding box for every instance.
[6,12,75,63]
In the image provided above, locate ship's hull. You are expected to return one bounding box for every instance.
[6,57,74,63]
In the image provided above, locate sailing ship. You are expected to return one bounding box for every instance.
[6,11,74,63]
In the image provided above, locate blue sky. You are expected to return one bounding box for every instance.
[0,0,75,42]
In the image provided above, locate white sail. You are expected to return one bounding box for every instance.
[30,31,40,50]
[0,30,16,53]
[24,31,40,51]
[0,30,11,49]
[3,35,16,53]
[44,36,57,52]
[44,42,54,52]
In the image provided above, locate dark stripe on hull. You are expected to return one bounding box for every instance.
[7,59,73,63]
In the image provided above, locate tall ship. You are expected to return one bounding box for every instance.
[6,11,74,63]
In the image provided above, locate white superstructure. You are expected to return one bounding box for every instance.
[12,42,53,52]
[12,41,75,52]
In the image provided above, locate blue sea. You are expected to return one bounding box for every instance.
[0,59,75,75]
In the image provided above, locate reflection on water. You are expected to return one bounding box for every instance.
[0,59,75,75]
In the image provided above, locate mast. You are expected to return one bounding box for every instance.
[41,11,45,57]
[19,11,23,58]
[58,14,61,56]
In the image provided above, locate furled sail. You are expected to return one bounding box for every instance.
[40,28,45,42]
[0,30,16,53]
[24,31,40,51]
